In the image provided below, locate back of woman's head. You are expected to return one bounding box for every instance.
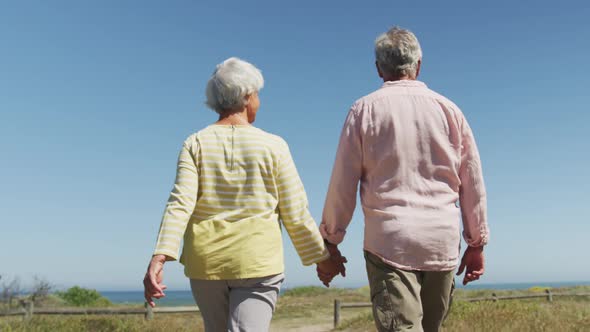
[205,57,264,115]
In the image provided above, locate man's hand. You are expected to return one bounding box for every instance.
[456,246,485,285]
[143,254,168,307]
[316,243,347,287]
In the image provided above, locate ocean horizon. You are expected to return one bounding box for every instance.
[101,281,590,306]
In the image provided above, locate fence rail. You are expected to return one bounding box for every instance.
[3,291,589,327]
[333,291,590,328]
[0,302,199,321]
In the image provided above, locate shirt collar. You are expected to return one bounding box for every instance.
[381,80,427,89]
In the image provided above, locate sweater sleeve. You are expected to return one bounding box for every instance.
[276,143,329,266]
[153,137,200,260]
[458,116,489,247]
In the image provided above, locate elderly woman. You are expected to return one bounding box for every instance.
[143,57,345,332]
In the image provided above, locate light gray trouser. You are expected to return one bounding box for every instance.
[365,251,455,332]
[190,273,284,332]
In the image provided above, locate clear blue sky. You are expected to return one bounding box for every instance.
[1,1,589,291]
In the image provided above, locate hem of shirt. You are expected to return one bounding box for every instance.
[363,247,457,272]
[183,266,285,280]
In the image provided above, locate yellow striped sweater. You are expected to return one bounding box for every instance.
[153,125,329,279]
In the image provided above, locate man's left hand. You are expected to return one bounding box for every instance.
[456,246,485,285]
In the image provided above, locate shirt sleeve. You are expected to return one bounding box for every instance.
[277,143,329,266]
[320,105,363,244]
[153,138,200,260]
[458,116,489,247]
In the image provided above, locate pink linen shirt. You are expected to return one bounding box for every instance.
[320,80,489,271]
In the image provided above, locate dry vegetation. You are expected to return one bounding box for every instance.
[1,286,588,331]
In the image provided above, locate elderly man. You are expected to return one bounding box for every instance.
[319,27,489,331]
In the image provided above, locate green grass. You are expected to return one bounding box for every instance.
[336,300,590,332]
[0,314,203,332]
[281,286,332,297]
[336,286,590,332]
[444,299,590,331]
[452,285,590,300]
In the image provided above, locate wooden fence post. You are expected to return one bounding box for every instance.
[334,299,341,328]
[545,289,553,302]
[492,293,498,302]
[24,301,34,321]
[144,302,154,320]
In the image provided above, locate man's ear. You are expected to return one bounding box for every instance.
[415,59,422,78]
[375,61,384,78]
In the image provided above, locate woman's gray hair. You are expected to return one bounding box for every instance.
[375,27,422,78]
[205,57,264,114]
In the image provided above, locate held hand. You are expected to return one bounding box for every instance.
[316,244,347,287]
[326,242,347,278]
[143,254,168,307]
[317,256,347,287]
[456,246,485,285]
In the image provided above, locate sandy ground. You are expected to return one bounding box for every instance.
[270,308,371,332]
[271,323,334,332]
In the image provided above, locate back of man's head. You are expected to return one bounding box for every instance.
[375,27,422,79]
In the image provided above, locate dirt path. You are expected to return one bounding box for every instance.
[270,322,333,332]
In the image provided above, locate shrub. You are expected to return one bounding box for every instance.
[528,286,550,293]
[282,286,330,297]
[56,286,112,307]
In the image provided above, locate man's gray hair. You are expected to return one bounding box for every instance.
[375,27,422,78]
[205,57,264,114]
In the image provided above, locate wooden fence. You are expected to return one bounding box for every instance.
[333,290,590,328]
[3,290,589,327]
[0,302,199,321]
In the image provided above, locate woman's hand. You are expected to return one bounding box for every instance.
[143,254,168,307]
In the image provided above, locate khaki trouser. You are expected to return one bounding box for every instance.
[365,251,455,332]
